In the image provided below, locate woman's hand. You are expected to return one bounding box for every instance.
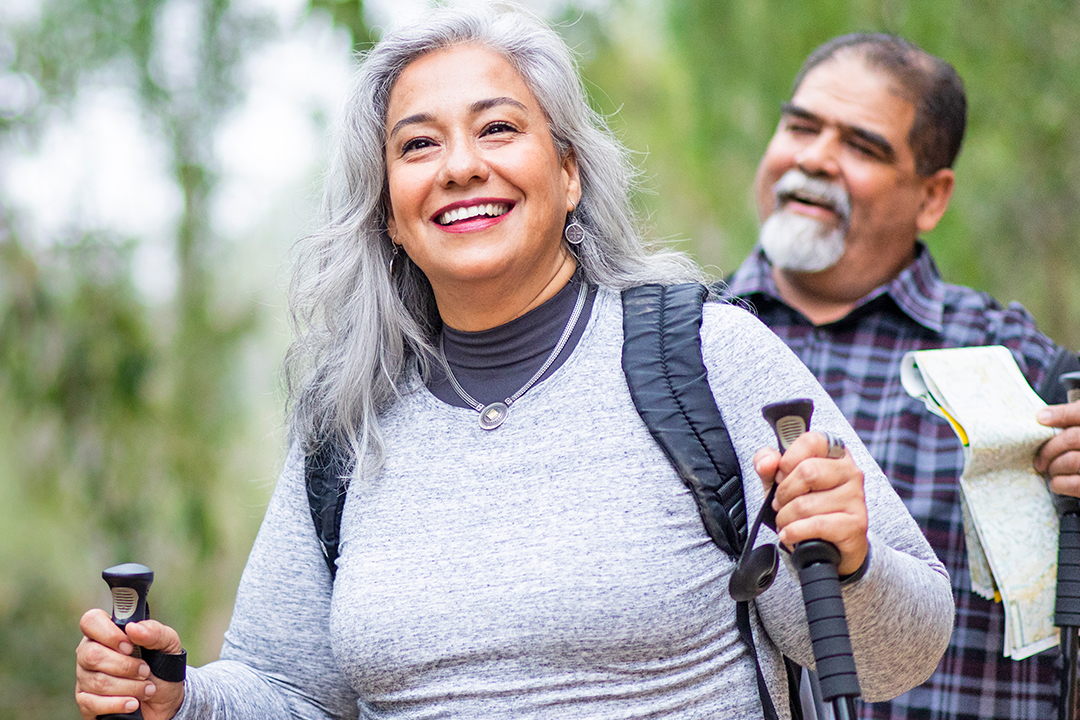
[1035,400,1080,497]
[754,431,868,577]
[75,609,186,720]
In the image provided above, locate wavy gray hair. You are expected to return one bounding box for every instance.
[285,4,705,471]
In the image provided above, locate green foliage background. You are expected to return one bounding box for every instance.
[1,1,1078,718]
[572,0,1080,348]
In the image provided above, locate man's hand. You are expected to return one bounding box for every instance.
[754,431,868,576]
[1036,400,1080,497]
[75,609,186,720]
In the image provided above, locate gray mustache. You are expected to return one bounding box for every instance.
[773,170,851,224]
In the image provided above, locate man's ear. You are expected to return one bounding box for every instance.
[916,168,955,234]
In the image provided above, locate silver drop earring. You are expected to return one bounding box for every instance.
[564,217,585,245]
[388,243,401,276]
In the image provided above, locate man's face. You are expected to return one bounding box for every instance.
[754,52,949,302]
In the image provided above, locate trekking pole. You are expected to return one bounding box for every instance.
[762,400,860,720]
[98,563,154,720]
[1056,371,1080,720]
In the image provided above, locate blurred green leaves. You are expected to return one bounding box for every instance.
[311,0,375,50]
[1,0,279,716]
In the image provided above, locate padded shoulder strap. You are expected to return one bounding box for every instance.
[622,284,787,720]
[621,283,747,558]
[305,437,354,579]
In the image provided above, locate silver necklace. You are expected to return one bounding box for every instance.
[442,282,588,431]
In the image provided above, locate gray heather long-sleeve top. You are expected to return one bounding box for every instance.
[174,288,953,720]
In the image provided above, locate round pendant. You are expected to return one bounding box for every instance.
[478,401,509,430]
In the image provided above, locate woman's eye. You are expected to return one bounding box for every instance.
[482,121,517,136]
[401,137,435,154]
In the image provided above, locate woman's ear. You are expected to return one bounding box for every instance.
[386,208,398,242]
[563,150,582,212]
[916,168,955,234]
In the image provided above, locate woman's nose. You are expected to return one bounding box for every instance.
[438,138,489,188]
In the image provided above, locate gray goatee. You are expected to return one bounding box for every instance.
[760,169,851,273]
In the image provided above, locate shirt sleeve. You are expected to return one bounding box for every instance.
[991,300,1074,404]
[700,302,954,703]
[173,444,361,720]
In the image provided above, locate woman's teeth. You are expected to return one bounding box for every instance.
[437,203,509,225]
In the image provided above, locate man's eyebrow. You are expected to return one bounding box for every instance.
[780,102,897,162]
[388,97,528,140]
[780,102,820,124]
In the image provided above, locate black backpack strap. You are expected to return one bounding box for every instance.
[305,437,354,579]
[621,283,747,557]
[621,283,788,720]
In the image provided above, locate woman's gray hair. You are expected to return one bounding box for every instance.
[285,4,705,471]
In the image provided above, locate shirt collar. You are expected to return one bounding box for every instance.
[725,241,946,332]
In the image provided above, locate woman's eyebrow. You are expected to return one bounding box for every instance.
[389,97,529,141]
[389,112,434,141]
[470,96,528,114]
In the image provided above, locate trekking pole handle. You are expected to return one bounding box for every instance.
[98,563,154,720]
[1057,372,1080,720]
[761,400,861,710]
[1062,371,1080,404]
[1053,373,1080,515]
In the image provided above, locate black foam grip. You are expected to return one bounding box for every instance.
[1058,513,1080,627]
[1058,546,1080,566]
[794,541,861,702]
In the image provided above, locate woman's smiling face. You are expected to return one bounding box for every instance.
[384,44,580,323]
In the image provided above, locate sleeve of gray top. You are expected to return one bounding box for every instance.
[172,444,360,720]
[700,303,954,702]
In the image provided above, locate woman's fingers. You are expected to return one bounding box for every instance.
[75,634,156,720]
[79,608,131,653]
[75,688,143,720]
[76,635,150,680]
[761,431,869,576]
[75,609,183,720]
[125,619,184,655]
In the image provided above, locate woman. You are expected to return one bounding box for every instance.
[75,6,953,719]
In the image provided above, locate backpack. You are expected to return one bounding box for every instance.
[305,282,794,720]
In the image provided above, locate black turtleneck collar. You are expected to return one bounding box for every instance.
[428,275,597,409]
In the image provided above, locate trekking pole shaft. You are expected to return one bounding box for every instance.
[833,697,857,720]
[1058,510,1080,720]
[1062,627,1078,720]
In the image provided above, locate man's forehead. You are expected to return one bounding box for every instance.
[788,56,915,141]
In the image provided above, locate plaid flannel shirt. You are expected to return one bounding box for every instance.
[726,244,1067,720]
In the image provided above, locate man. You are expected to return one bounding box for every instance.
[725,33,1080,720]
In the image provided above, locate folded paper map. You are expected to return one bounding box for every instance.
[901,345,1059,660]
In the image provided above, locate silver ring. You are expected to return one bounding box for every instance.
[823,431,846,459]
